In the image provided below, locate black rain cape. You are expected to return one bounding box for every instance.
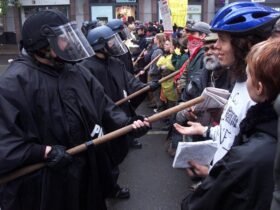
[80,56,146,165]
[0,55,129,210]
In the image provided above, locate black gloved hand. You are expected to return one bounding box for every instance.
[129,115,151,138]
[148,80,160,91]
[46,145,73,170]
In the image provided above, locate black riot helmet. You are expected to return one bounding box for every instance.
[87,25,128,56]
[22,10,94,62]
[107,19,132,40]
[81,20,101,36]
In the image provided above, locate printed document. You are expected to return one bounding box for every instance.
[194,87,230,111]
[173,140,218,168]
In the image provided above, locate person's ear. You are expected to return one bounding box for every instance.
[256,81,264,96]
[200,34,206,40]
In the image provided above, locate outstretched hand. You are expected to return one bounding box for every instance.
[173,121,206,136]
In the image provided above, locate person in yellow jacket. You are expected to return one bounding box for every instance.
[157,39,178,104]
[156,38,178,129]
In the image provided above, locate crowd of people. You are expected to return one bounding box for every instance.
[1,1,280,210]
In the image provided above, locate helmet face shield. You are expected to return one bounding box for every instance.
[123,26,132,40]
[48,22,95,62]
[105,33,128,56]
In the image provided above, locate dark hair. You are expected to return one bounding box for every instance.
[127,16,135,24]
[230,34,268,82]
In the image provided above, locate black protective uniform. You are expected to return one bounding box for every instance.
[80,56,147,163]
[0,55,130,210]
[115,45,135,74]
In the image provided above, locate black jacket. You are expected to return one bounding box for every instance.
[182,102,278,210]
[181,48,205,102]
[81,56,146,115]
[80,56,146,165]
[271,95,280,210]
[0,55,129,210]
[115,45,135,74]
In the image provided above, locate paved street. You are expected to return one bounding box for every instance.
[0,54,16,73]
[107,100,192,210]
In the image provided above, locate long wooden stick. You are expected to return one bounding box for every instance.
[135,54,161,78]
[116,70,180,105]
[0,96,204,185]
[133,49,145,66]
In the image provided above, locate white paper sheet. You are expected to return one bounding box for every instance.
[194,87,230,111]
[172,140,218,168]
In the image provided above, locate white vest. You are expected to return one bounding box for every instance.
[210,82,255,165]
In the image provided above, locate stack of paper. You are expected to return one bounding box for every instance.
[172,140,218,168]
[194,87,230,111]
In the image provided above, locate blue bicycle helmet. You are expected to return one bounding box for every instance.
[211,2,280,35]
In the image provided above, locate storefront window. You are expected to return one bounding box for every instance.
[115,5,136,22]
[91,5,113,23]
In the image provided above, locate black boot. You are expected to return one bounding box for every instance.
[109,184,130,199]
[130,139,142,149]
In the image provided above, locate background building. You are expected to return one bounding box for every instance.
[0,0,279,45]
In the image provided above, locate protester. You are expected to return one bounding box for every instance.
[167,33,232,157]
[147,33,165,110]
[131,24,148,58]
[178,21,211,95]
[271,94,280,210]
[174,3,280,180]
[157,38,178,109]
[180,37,280,210]
[271,18,280,210]
[171,37,189,71]
[0,10,150,210]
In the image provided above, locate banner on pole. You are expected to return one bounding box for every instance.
[168,0,188,28]
[159,0,173,35]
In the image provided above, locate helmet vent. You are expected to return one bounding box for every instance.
[227,16,246,24]
[252,12,269,19]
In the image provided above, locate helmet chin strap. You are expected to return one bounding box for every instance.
[96,48,111,59]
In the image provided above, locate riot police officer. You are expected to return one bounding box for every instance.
[107,19,135,74]
[80,25,159,199]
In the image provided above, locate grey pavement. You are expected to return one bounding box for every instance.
[107,100,192,210]
[0,54,18,73]
[0,44,19,72]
